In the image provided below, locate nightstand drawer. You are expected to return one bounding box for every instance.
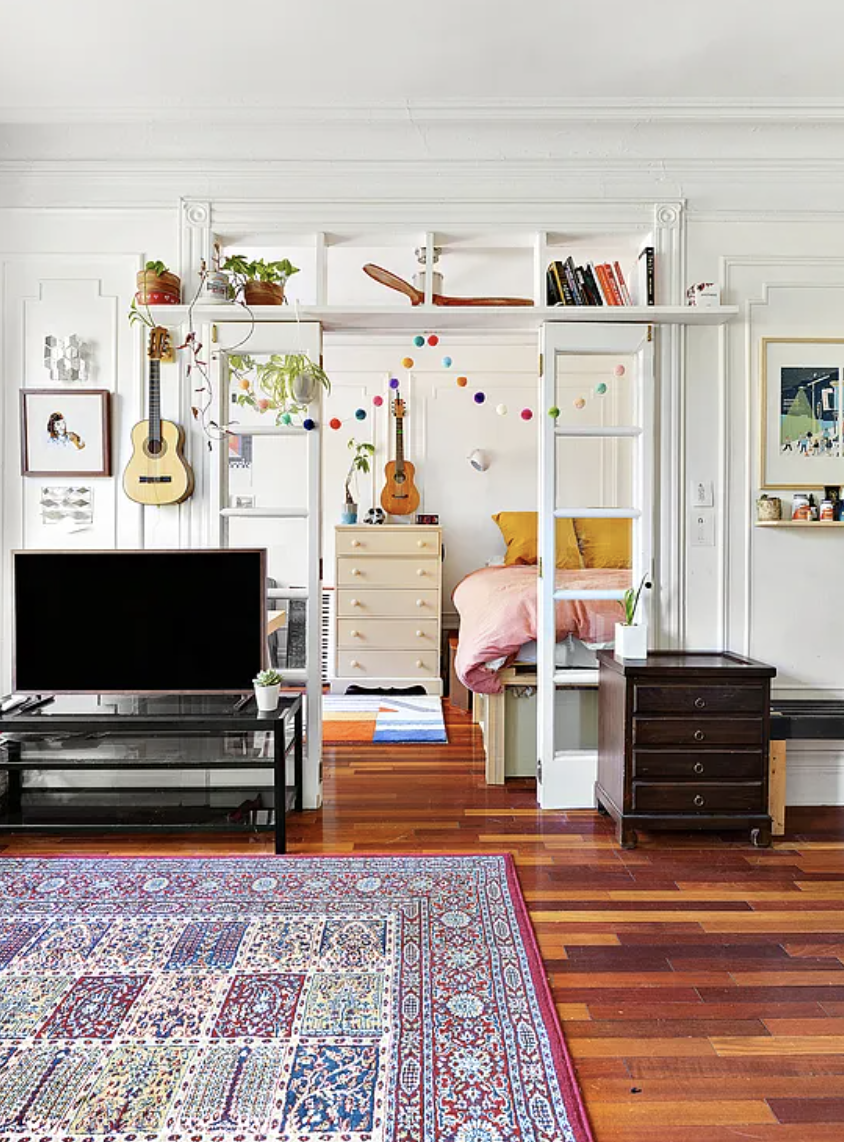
[633,750,764,781]
[633,718,764,749]
[634,684,764,717]
[632,782,765,814]
[337,619,439,649]
[337,529,441,557]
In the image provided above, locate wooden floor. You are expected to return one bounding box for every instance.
[4,701,844,1140]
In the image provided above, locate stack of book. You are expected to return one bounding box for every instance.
[546,249,654,307]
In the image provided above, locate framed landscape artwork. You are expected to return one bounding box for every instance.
[20,389,111,477]
[761,338,844,489]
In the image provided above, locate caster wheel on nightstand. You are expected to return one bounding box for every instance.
[751,826,772,848]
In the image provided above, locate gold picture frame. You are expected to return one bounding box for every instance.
[760,338,844,490]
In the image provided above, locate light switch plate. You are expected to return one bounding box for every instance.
[691,480,714,508]
[690,511,715,546]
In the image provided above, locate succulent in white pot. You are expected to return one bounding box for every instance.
[614,575,652,662]
[253,667,283,711]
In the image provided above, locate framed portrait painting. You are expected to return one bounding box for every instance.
[20,389,111,477]
[761,338,844,489]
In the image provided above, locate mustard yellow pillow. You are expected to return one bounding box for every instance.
[574,517,632,568]
[492,511,583,569]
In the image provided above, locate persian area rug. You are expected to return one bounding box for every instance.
[322,694,448,744]
[0,854,591,1142]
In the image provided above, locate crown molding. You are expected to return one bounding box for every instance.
[4,97,844,126]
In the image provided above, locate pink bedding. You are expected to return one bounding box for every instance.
[453,565,630,694]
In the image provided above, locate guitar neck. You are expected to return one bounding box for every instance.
[395,417,404,473]
[149,359,161,444]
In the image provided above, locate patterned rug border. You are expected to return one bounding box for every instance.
[0,850,594,1142]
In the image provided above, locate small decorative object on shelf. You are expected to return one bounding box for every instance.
[792,493,810,520]
[756,494,782,522]
[136,260,181,305]
[362,263,533,307]
[415,513,439,525]
[253,668,282,712]
[686,281,722,308]
[364,507,386,525]
[614,574,652,662]
[825,485,842,519]
[546,257,632,307]
[222,255,299,306]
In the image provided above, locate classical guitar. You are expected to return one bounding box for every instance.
[123,326,194,505]
[380,393,420,515]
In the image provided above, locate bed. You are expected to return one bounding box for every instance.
[452,512,632,783]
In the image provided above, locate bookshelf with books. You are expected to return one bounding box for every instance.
[546,248,654,308]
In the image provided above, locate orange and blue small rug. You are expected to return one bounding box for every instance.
[0,854,591,1141]
[323,694,448,744]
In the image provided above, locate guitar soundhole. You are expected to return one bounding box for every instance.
[394,472,406,485]
[144,438,167,459]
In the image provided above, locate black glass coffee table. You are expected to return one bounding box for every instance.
[0,694,303,853]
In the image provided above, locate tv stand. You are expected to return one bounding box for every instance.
[0,694,303,853]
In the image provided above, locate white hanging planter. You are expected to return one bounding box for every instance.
[614,622,648,662]
[291,373,318,404]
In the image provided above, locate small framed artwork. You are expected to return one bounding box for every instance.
[761,339,844,489]
[20,389,111,477]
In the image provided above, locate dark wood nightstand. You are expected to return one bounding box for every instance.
[596,651,777,849]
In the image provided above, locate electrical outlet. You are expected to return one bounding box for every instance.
[691,480,714,508]
[690,511,715,547]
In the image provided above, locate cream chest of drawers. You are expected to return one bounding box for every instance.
[332,524,443,694]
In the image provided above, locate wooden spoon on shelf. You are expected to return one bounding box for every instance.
[362,263,534,307]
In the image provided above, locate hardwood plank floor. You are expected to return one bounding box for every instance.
[3,700,844,1141]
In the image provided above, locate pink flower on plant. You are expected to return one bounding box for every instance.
[257,399,270,411]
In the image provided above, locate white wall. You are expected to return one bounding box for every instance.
[4,110,844,804]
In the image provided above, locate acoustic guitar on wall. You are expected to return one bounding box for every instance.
[123,326,195,506]
[381,391,420,516]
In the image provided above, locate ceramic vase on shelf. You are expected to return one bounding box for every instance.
[243,281,284,306]
[253,681,281,712]
[614,621,648,662]
[341,503,358,525]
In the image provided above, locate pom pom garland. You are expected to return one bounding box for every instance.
[427,334,439,346]
[401,357,414,369]
[442,356,452,368]
[456,376,468,388]
[389,378,400,389]
[413,335,425,347]
[354,408,366,420]
[496,403,508,416]
[474,392,486,404]
[614,364,626,377]
[595,382,607,395]
[548,406,561,418]
[372,395,384,407]
[520,408,533,421]
[303,418,316,431]
[329,417,342,430]
[574,398,586,410]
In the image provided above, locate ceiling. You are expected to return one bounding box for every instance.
[3,0,844,117]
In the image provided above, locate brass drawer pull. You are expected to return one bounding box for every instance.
[693,762,705,774]
[693,730,705,742]
[695,697,706,709]
[694,794,705,807]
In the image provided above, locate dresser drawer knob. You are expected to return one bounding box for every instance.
[416,630,424,638]
[350,659,361,669]
[416,599,425,607]
[416,568,425,577]
[350,598,360,607]
[693,730,705,742]
[350,630,360,638]
[351,539,361,548]
[694,794,705,807]
[693,762,705,775]
[350,568,361,576]
[695,697,706,709]
[416,659,425,669]
[417,540,426,548]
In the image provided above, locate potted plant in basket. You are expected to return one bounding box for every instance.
[614,574,652,662]
[253,667,283,712]
[230,352,331,422]
[136,259,181,305]
[222,255,299,306]
[342,439,376,524]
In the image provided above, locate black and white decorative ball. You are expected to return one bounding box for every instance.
[363,507,386,525]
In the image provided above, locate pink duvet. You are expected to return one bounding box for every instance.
[453,565,630,694]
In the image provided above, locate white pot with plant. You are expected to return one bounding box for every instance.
[229,352,331,425]
[253,668,282,711]
[222,255,299,306]
[342,438,375,524]
[614,575,652,662]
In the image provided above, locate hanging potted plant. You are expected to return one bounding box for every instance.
[136,259,181,305]
[230,352,331,423]
[614,574,652,662]
[342,439,375,524]
[222,255,299,306]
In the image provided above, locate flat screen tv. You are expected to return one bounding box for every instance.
[13,549,267,694]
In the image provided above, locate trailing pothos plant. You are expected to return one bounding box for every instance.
[229,352,331,423]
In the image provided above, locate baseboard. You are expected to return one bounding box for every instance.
[785,743,844,806]
[538,749,598,810]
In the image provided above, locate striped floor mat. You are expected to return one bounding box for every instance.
[323,694,448,743]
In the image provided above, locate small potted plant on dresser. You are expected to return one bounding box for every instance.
[614,575,651,661]
[342,439,375,524]
[221,255,299,306]
[253,668,283,711]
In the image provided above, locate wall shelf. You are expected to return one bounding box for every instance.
[755,520,844,528]
[148,304,738,333]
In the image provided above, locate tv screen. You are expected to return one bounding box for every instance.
[13,549,267,694]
